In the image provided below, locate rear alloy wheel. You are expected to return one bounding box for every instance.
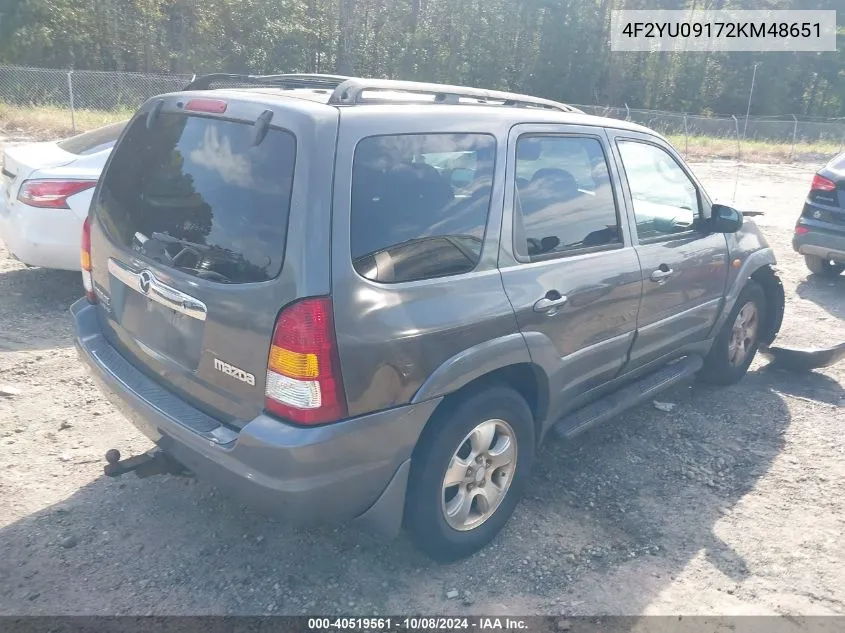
[406,385,534,561]
[804,255,845,278]
[441,419,517,532]
[699,279,766,385]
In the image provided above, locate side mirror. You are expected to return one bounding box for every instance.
[710,204,744,233]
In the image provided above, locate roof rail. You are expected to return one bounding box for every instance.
[184,73,351,91]
[183,73,581,113]
[327,78,581,113]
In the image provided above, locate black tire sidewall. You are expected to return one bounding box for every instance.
[406,386,535,561]
[805,255,844,277]
[700,280,766,385]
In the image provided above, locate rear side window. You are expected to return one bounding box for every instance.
[351,133,496,284]
[58,121,127,155]
[514,135,620,259]
[95,112,295,284]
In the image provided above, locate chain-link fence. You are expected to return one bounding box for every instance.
[573,104,845,160]
[1,64,844,160]
[0,65,193,134]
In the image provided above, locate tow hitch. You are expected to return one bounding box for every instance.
[104,448,187,478]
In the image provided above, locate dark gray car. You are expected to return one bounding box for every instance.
[72,75,785,561]
[793,151,845,277]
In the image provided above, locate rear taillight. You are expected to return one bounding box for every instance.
[264,298,347,425]
[795,225,809,235]
[811,174,836,193]
[81,216,96,303]
[17,179,97,209]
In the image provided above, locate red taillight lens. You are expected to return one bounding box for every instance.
[795,225,809,235]
[81,216,96,303]
[185,98,228,114]
[811,174,836,192]
[264,298,347,425]
[17,179,97,209]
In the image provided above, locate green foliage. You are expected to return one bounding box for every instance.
[0,0,842,115]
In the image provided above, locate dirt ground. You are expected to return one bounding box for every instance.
[0,157,843,617]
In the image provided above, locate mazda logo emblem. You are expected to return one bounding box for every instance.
[139,270,153,295]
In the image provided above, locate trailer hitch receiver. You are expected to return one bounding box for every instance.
[104,448,186,478]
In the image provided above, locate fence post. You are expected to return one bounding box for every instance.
[67,70,76,133]
[790,114,798,162]
[624,103,630,121]
[732,115,740,162]
[683,114,689,157]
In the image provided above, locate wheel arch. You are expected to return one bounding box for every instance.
[750,264,785,347]
[713,248,783,344]
[412,346,550,456]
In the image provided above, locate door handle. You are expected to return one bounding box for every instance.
[533,292,569,312]
[650,266,674,282]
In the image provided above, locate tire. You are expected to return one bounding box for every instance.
[405,385,535,562]
[699,279,766,386]
[804,255,845,278]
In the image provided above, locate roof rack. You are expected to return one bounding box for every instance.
[184,73,581,113]
[328,78,581,113]
[183,73,351,91]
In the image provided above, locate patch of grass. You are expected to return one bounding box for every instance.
[0,102,133,141]
[667,134,842,163]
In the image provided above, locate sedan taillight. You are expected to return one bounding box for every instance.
[17,179,97,209]
[810,174,837,193]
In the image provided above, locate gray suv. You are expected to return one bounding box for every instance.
[72,74,785,561]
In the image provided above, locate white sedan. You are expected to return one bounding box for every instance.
[0,121,126,270]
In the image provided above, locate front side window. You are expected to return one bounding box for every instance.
[350,133,496,283]
[514,135,620,259]
[616,140,701,240]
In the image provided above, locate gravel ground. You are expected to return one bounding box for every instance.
[0,158,843,616]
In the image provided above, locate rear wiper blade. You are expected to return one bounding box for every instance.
[150,232,218,254]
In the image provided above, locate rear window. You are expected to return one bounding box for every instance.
[829,151,845,172]
[58,121,127,156]
[95,112,295,284]
[351,133,495,283]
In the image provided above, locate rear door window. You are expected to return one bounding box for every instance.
[514,135,621,259]
[351,133,496,283]
[95,112,296,284]
[58,121,127,155]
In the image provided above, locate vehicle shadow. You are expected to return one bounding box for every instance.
[796,275,845,321]
[758,361,845,405]
[0,266,81,351]
[0,367,798,616]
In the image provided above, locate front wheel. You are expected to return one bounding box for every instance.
[405,385,535,562]
[699,280,766,385]
[804,255,845,278]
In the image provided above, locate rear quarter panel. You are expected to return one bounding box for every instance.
[330,108,522,417]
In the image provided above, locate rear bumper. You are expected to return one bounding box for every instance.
[793,222,845,262]
[0,198,82,270]
[72,299,440,536]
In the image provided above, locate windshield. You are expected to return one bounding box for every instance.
[94,112,296,284]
